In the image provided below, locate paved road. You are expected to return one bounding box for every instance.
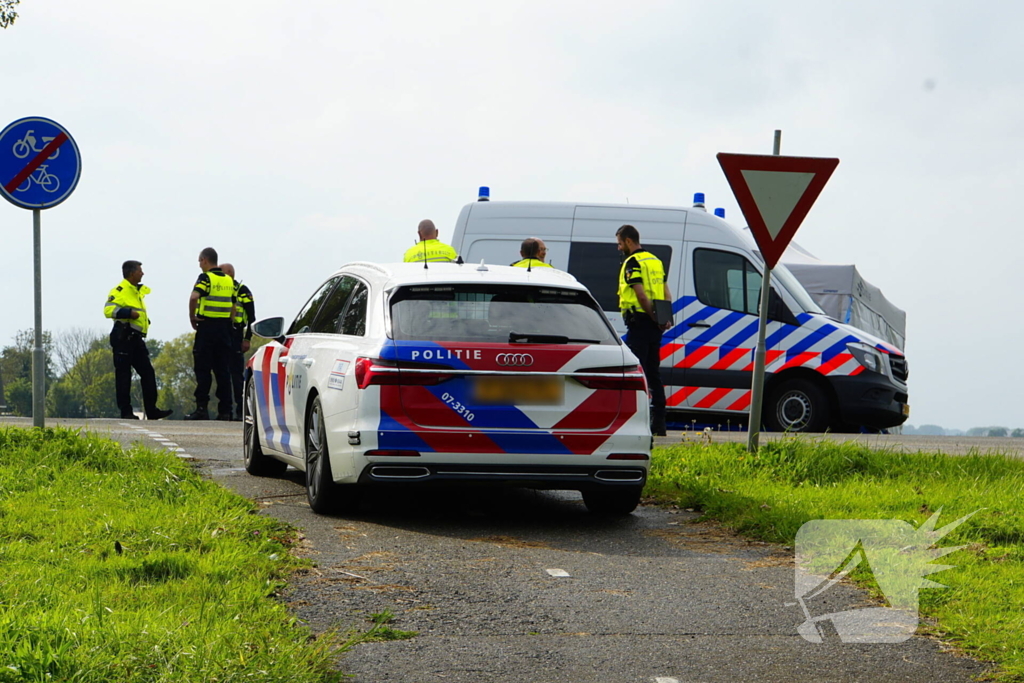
[4,418,993,681]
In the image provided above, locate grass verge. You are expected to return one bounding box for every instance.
[647,437,1024,681]
[0,426,345,682]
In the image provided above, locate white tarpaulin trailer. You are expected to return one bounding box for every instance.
[778,240,907,351]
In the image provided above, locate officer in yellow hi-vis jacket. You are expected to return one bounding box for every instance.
[616,224,672,436]
[185,247,236,421]
[403,219,459,263]
[511,237,554,269]
[221,263,256,422]
[103,260,173,420]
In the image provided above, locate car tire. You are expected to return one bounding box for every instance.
[765,378,832,433]
[582,486,643,515]
[243,377,287,477]
[305,395,361,515]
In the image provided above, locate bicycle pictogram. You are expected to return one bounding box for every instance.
[12,130,60,160]
[16,165,60,193]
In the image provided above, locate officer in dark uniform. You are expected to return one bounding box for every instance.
[220,263,255,421]
[103,260,172,420]
[185,247,235,421]
[616,224,672,436]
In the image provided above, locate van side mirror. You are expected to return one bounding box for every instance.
[768,290,799,326]
[252,317,286,340]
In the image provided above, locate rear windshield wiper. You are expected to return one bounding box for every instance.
[509,332,600,344]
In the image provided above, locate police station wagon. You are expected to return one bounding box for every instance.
[242,262,652,516]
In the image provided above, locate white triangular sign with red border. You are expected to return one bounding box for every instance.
[717,153,839,269]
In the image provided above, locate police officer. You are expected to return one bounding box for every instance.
[220,263,255,422]
[403,219,458,263]
[185,247,235,421]
[511,237,554,269]
[616,224,672,436]
[103,260,172,420]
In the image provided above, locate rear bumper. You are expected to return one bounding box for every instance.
[830,373,909,429]
[357,462,647,490]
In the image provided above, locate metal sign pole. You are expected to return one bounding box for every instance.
[32,208,44,427]
[746,130,782,453]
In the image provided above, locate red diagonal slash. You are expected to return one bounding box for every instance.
[4,132,68,194]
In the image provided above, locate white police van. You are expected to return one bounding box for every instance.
[450,192,909,433]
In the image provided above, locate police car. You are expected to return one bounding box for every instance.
[242,261,652,515]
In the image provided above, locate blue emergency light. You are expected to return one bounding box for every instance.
[693,192,705,208]
[714,208,725,218]
[478,186,490,201]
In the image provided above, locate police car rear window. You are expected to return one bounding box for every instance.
[390,284,618,345]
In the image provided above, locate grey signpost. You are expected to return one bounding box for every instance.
[0,117,83,427]
[717,132,838,452]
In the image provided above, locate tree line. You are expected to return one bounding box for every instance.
[0,329,268,419]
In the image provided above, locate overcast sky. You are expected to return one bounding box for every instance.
[2,0,1021,430]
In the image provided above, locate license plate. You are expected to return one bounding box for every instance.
[473,376,563,405]
[902,404,911,416]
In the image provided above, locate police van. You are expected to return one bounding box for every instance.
[449,193,909,433]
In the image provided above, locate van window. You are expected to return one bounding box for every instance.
[567,242,673,312]
[390,284,618,345]
[693,249,763,316]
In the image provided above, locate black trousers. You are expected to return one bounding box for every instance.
[110,326,158,417]
[229,325,245,415]
[193,318,233,415]
[625,315,666,418]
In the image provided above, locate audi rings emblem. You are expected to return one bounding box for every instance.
[496,353,534,367]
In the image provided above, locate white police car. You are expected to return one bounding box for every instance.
[243,261,652,515]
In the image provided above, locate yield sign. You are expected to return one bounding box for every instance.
[717,153,839,269]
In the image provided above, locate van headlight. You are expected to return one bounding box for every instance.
[847,342,883,373]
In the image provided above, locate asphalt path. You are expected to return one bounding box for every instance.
[4,417,994,682]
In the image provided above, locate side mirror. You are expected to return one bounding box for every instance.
[768,290,799,326]
[251,317,286,340]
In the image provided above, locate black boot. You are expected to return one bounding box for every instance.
[651,411,667,437]
[184,406,209,421]
[147,408,173,420]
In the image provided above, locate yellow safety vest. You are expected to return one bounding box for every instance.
[233,282,253,325]
[403,239,458,263]
[618,249,666,313]
[103,279,151,336]
[197,270,236,319]
[511,258,553,269]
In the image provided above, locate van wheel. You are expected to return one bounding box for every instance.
[766,379,832,433]
[305,396,361,515]
[243,377,287,476]
[582,486,643,515]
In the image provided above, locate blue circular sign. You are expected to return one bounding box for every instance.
[0,116,81,210]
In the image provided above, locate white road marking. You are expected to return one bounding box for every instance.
[654,678,680,683]
[545,569,571,577]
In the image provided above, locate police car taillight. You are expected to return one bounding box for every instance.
[573,365,647,391]
[355,357,452,388]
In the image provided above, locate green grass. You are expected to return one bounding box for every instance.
[0,426,348,682]
[647,437,1024,681]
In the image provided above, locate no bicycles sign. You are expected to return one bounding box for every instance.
[0,116,81,210]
